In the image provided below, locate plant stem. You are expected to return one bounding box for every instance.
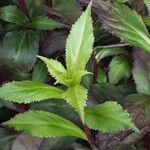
[83,125,98,150]
[18,0,30,19]
[91,53,99,84]
[46,0,53,7]
[83,53,99,150]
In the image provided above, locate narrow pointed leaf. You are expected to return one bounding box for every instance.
[38,56,66,84]
[0,81,63,103]
[85,101,139,132]
[4,110,86,139]
[66,2,94,72]
[62,85,87,123]
[97,1,150,53]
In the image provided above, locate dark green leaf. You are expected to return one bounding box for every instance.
[96,1,150,53]
[31,16,62,30]
[0,5,28,26]
[52,0,81,23]
[0,31,39,72]
[40,137,76,150]
[31,99,79,121]
[32,60,48,82]
[0,127,17,150]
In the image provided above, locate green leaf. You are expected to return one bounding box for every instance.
[132,49,150,95]
[4,110,86,139]
[31,16,62,30]
[0,127,17,150]
[0,81,64,103]
[114,0,127,3]
[66,2,94,72]
[31,99,78,121]
[40,137,76,150]
[97,1,150,53]
[38,56,66,83]
[32,60,48,82]
[0,5,28,26]
[0,31,39,72]
[144,0,150,4]
[85,101,139,132]
[108,56,132,84]
[92,83,125,102]
[52,0,81,23]
[62,85,87,123]
[97,69,107,84]
[96,47,127,61]
[38,56,88,86]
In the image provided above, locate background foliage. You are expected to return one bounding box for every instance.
[0,0,150,150]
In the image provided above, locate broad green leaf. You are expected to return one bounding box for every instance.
[32,60,48,82]
[0,5,28,26]
[85,101,139,132]
[96,47,127,61]
[97,1,150,53]
[31,16,62,30]
[62,85,87,123]
[0,81,63,103]
[0,31,39,72]
[38,56,66,84]
[66,2,94,72]
[132,49,150,95]
[108,56,131,84]
[4,110,86,139]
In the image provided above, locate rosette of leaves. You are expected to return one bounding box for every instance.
[0,2,138,149]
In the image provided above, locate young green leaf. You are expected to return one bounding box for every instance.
[4,110,86,139]
[0,5,28,26]
[38,56,66,84]
[0,81,63,103]
[97,1,150,53]
[85,101,139,132]
[31,16,62,30]
[62,84,87,123]
[66,2,94,72]
[109,56,131,84]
